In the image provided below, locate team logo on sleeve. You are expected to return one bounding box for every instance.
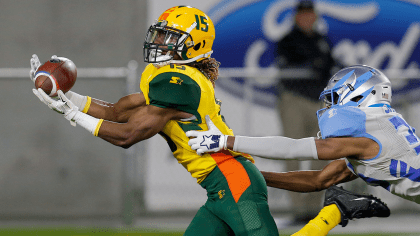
[200,135,221,149]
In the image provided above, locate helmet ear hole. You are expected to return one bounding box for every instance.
[202,40,206,48]
[194,42,201,51]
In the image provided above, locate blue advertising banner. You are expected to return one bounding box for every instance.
[208,0,420,106]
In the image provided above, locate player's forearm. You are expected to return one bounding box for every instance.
[230,136,318,160]
[96,120,157,149]
[261,170,324,192]
[95,106,168,148]
[261,160,358,192]
[87,93,146,123]
[95,121,136,148]
[87,98,119,121]
[64,90,117,121]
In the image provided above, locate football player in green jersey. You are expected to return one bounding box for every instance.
[30,5,388,236]
[31,6,278,235]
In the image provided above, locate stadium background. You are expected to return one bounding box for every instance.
[1,0,420,234]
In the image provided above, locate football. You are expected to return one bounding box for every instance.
[34,57,77,97]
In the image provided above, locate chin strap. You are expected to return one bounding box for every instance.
[152,52,172,69]
[152,50,213,68]
[152,51,213,69]
[172,51,213,64]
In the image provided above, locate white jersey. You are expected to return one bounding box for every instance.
[318,104,420,204]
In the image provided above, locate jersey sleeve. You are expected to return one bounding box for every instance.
[319,107,367,139]
[148,71,201,115]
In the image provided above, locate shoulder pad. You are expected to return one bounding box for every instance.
[319,106,367,139]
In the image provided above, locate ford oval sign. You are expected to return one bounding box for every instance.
[208,0,420,106]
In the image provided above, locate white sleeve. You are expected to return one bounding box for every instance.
[232,136,318,160]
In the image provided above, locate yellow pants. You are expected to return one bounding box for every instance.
[292,204,341,236]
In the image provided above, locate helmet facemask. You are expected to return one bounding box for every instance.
[144,20,195,67]
[144,19,207,68]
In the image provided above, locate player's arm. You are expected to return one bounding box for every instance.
[261,159,358,192]
[29,54,145,123]
[96,103,184,148]
[229,135,379,161]
[187,116,379,160]
[86,92,147,123]
[314,137,379,160]
[33,86,147,124]
[36,89,190,148]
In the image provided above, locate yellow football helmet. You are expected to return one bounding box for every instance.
[143,6,216,67]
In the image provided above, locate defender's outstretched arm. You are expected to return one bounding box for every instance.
[187,115,380,161]
[261,159,358,192]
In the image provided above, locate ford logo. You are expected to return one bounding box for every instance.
[209,0,420,107]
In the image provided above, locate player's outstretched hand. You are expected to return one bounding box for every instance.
[30,54,41,82]
[30,54,88,112]
[33,88,64,114]
[57,90,79,126]
[186,115,228,155]
[34,88,79,127]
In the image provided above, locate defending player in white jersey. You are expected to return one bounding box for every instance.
[187,65,420,204]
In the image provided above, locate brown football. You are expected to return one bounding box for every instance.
[34,57,77,97]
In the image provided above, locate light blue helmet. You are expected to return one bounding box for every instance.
[317,65,392,118]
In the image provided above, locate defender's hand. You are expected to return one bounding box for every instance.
[186,115,228,155]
